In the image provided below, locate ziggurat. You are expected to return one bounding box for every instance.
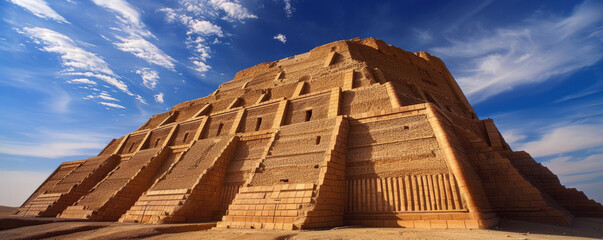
[13,38,603,230]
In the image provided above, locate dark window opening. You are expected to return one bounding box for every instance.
[154,138,161,147]
[182,132,189,143]
[216,123,224,136]
[305,110,313,121]
[280,178,289,183]
[404,126,409,130]
[255,118,262,131]
[315,136,321,145]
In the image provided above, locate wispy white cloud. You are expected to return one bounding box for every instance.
[273,33,287,44]
[65,72,132,95]
[84,91,120,102]
[519,124,603,157]
[18,27,135,98]
[113,35,176,69]
[178,0,257,22]
[554,81,603,103]
[282,0,294,18]
[100,101,126,109]
[154,92,164,103]
[92,0,176,70]
[161,8,223,37]
[432,0,603,102]
[90,0,151,37]
[160,1,256,74]
[9,0,69,23]
[135,68,159,89]
[191,60,211,73]
[208,0,257,21]
[501,129,526,145]
[19,27,115,76]
[135,94,147,104]
[66,78,97,85]
[0,170,50,207]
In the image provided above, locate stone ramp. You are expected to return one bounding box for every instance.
[13,155,120,217]
[218,116,348,229]
[119,135,236,223]
[218,132,276,217]
[455,126,573,225]
[503,151,603,218]
[14,161,83,216]
[59,148,169,220]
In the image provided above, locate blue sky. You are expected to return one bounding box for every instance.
[0,0,602,207]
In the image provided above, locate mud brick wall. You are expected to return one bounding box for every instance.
[390,82,425,106]
[119,133,147,154]
[346,39,473,115]
[340,84,391,116]
[168,120,203,146]
[138,112,171,131]
[153,136,232,190]
[202,111,238,138]
[167,103,207,124]
[98,137,122,156]
[304,74,344,94]
[347,114,449,178]
[141,127,172,150]
[283,93,330,125]
[251,118,338,186]
[301,116,349,229]
[270,82,298,100]
[239,103,279,133]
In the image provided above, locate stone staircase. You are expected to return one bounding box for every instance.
[455,127,573,225]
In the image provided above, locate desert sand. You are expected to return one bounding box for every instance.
[0,217,601,240]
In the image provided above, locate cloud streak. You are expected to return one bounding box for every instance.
[100,102,126,109]
[92,0,176,70]
[432,0,603,102]
[9,0,69,23]
[519,124,603,157]
[113,35,176,69]
[18,27,134,98]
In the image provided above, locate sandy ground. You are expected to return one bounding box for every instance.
[0,217,601,240]
[0,206,16,217]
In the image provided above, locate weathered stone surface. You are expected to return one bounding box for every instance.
[14,38,603,229]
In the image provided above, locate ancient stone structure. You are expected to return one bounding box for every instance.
[13,38,603,229]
